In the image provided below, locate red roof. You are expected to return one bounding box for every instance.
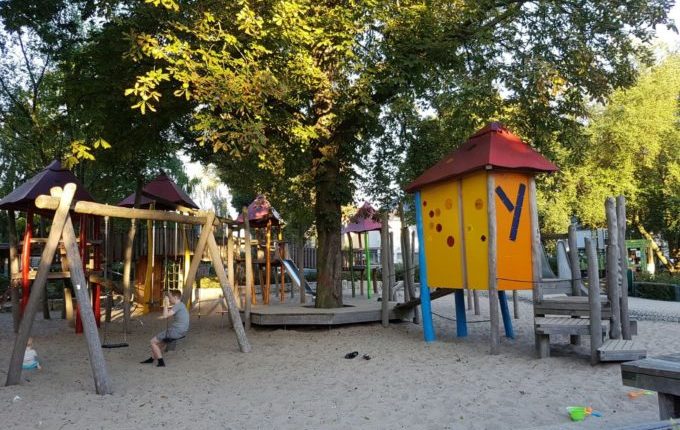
[404,122,557,193]
[0,160,95,213]
[235,195,283,228]
[342,202,382,234]
[118,172,198,210]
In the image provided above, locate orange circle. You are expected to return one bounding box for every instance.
[475,199,484,210]
[445,199,453,209]
[429,222,434,229]
[435,208,441,217]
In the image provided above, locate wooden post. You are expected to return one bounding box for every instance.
[206,232,251,352]
[487,173,500,355]
[122,218,136,331]
[347,232,355,297]
[358,233,364,296]
[6,185,75,387]
[512,290,519,319]
[380,212,390,327]
[20,209,33,314]
[39,217,50,320]
[243,208,253,328]
[364,231,372,299]
[568,224,581,345]
[182,214,212,305]
[296,237,306,304]
[586,237,603,365]
[7,210,21,332]
[61,212,113,394]
[226,225,238,308]
[605,197,621,340]
[529,178,543,354]
[617,196,631,340]
[388,230,396,299]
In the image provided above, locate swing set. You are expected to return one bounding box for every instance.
[4,183,251,395]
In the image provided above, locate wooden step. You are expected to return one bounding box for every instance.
[598,339,647,362]
[534,317,607,336]
[534,295,611,318]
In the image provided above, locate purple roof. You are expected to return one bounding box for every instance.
[0,160,95,213]
[236,195,284,228]
[342,202,382,234]
[118,172,199,210]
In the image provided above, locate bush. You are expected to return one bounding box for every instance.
[630,280,680,302]
[0,273,8,296]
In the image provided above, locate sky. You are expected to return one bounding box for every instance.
[184,3,680,215]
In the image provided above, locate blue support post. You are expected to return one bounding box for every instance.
[498,291,514,339]
[415,192,435,342]
[454,289,468,337]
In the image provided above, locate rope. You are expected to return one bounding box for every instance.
[431,311,490,323]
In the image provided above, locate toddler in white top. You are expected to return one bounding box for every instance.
[23,337,41,370]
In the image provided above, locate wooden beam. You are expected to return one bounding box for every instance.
[586,237,603,365]
[617,195,631,340]
[568,224,581,345]
[206,231,251,353]
[122,218,136,331]
[61,212,113,394]
[6,185,75,387]
[605,197,621,339]
[7,210,21,332]
[35,196,207,225]
[487,173,500,355]
[226,225,238,308]
[243,208,253,328]
[182,214,213,304]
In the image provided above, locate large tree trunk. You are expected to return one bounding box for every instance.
[313,144,343,308]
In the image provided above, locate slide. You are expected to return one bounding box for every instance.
[281,259,316,296]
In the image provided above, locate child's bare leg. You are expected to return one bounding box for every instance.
[150,337,163,360]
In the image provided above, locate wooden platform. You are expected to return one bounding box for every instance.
[621,354,680,420]
[598,339,647,362]
[240,297,408,326]
[534,317,607,336]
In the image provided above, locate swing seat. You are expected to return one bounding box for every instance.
[164,335,186,352]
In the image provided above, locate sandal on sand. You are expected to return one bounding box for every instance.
[344,351,359,359]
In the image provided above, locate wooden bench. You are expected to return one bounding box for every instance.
[621,354,680,420]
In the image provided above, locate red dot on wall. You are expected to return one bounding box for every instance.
[447,236,455,247]
[435,208,441,216]
[423,200,427,207]
[481,235,487,242]
[436,224,442,232]
[429,210,434,218]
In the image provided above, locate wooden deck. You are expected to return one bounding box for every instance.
[240,297,408,326]
[598,339,647,362]
[534,295,612,318]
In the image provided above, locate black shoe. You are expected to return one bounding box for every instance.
[157,358,165,367]
[362,354,371,360]
[140,357,154,364]
[344,351,359,359]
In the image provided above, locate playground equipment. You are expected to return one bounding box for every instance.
[534,196,646,363]
[235,195,286,305]
[404,122,557,354]
[118,171,199,313]
[0,160,103,334]
[4,183,251,395]
[342,202,383,299]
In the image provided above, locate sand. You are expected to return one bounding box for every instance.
[1,294,678,430]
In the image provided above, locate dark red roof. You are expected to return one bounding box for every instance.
[235,195,283,228]
[404,122,558,193]
[118,172,198,210]
[0,160,95,213]
[342,202,382,234]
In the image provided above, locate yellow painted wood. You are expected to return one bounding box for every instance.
[493,172,533,290]
[420,180,463,289]
[462,171,489,290]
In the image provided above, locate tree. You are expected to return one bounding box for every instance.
[571,54,680,262]
[128,0,674,307]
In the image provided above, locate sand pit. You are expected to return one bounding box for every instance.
[1,294,678,429]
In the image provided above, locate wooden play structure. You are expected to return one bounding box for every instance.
[4,183,250,394]
[342,202,383,299]
[234,195,287,306]
[404,122,557,354]
[534,196,646,363]
[0,160,104,334]
[117,171,200,313]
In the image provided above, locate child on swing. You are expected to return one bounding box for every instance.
[23,337,42,370]
[140,289,189,367]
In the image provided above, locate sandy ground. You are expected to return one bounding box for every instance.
[1,293,678,430]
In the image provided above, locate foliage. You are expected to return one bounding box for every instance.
[127,0,672,307]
